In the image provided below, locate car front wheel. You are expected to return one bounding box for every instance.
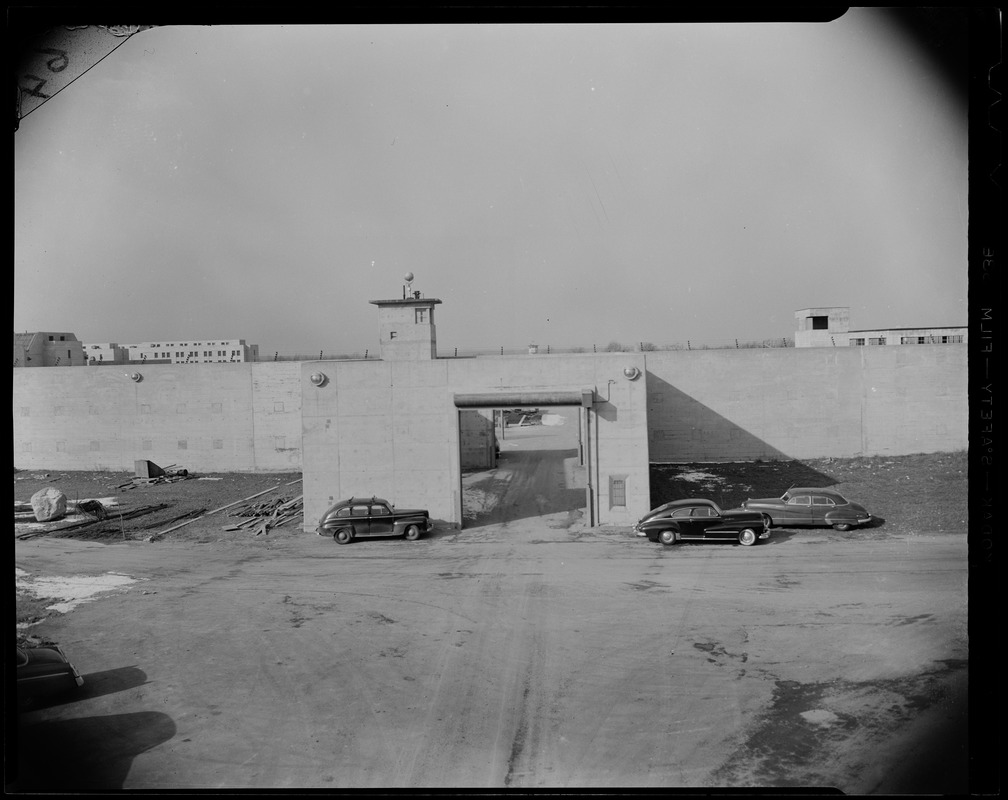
[333,528,352,545]
[832,522,851,531]
[761,514,773,528]
[738,528,758,546]
[658,530,676,546]
[404,524,421,541]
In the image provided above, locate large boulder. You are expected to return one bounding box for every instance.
[31,487,67,522]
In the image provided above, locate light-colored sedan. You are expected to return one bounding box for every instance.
[741,487,873,530]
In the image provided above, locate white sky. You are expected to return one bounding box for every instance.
[14,11,969,356]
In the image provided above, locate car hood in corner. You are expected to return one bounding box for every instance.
[20,646,70,667]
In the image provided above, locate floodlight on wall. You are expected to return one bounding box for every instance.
[310,372,328,387]
[623,366,641,381]
[128,372,143,382]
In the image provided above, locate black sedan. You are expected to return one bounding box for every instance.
[316,496,433,544]
[633,499,769,547]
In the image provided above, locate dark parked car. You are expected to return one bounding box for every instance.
[16,643,84,709]
[633,499,769,547]
[741,487,872,530]
[316,496,433,544]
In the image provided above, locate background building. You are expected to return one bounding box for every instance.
[13,331,86,367]
[118,338,259,364]
[794,307,967,348]
[82,342,130,364]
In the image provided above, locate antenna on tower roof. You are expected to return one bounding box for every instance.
[403,272,415,300]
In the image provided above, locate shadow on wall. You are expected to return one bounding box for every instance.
[646,374,793,462]
[645,374,848,511]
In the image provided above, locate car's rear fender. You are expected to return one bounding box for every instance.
[825,511,866,527]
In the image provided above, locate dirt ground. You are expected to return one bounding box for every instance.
[12,511,970,791]
[11,442,974,791]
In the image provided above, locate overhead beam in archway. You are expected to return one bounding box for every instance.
[453,390,593,408]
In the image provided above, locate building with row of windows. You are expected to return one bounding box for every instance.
[14,332,259,366]
[794,307,967,348]
[85,338,260,365]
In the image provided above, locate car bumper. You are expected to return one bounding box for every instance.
[837,516,873,528]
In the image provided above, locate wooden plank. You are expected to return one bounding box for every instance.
[277,494,304,511]
[153,484,284,536]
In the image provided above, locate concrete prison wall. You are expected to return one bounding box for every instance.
[644,344,967,462]
[13,362,302,472]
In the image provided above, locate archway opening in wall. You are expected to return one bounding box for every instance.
[455,401,588,531]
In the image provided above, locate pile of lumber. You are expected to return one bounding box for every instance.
[146,478,303,540]
[223,494,304,535]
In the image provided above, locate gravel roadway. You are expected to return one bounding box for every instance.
[11,416,968,792]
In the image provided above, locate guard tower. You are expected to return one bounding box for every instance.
[794,307,850,348]
[370,273,442,361]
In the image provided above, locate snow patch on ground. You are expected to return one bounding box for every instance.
[800,709,840,727]
[676,471,723,483]
[462,486,501,516]
[16,567,142,614]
